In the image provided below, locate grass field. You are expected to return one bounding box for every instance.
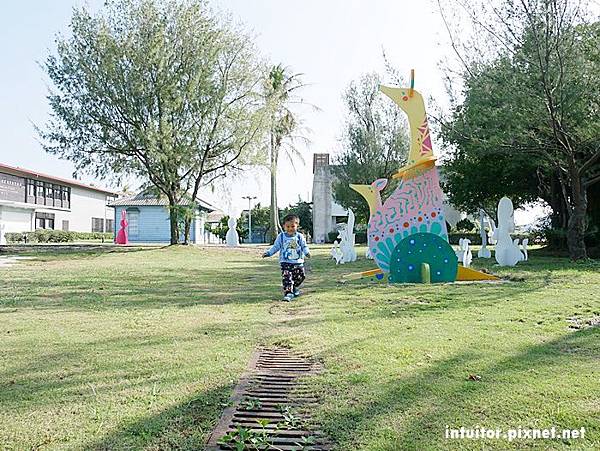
[0,245,598,450]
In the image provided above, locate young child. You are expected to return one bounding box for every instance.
[262,214,310,301]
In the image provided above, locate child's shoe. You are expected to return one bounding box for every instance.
[293,288,301,297]
[282,293,294,302]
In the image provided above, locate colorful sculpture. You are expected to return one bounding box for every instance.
[493,197,523,267]
[226,217,239,247]
[115,210,128,245]
[347,71,498,283]
[388,233,458,283]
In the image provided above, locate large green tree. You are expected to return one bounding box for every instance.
[40,0,267,244]
[332,72,409,223]
[439,0,600,259]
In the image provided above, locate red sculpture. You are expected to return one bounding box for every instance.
[115,210,128,245]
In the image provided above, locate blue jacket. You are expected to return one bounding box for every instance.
[265,232,310,264]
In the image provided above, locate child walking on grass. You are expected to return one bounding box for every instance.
[262,214,310,301]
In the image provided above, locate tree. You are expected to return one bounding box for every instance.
[40,0,267,244]
[263,64,311,243]
[239,202,271,242]
[439,0,600,259]
[332,72,409,223]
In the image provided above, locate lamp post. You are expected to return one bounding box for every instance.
[242,195,257,244]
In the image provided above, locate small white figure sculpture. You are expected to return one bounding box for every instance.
[225,217,239,247]
[477,209,491,258]
[455,238,465,260]
[462,238,473,267]
[331,240,343,264]
[337,209,357,264]
[487,217,497,245]
[493,197,523,267]
[513,238,525,261]
[365,247,374,260]
[521,238,529,261]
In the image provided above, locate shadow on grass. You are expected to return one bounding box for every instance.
[87,383,233,450]
[315,327,599,449]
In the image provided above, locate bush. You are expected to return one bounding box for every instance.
[327,231,338,243]
[530,225,599,249]
[455,218,477,232]
[327,230,367,244]
[447,232,533,245]
[3,230,113,244]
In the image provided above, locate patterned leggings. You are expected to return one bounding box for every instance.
[280,263,306,294]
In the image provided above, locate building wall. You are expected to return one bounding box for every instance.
[312,165,333,244]
[113,205,199,243]
[0,206,34,245]
[38,186,113,233]
[0,169,115,234]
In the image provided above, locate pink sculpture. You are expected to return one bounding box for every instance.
[115,210,128,245]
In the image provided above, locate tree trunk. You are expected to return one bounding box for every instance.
[545,170,569,249]
[566,163,587,260]
[269,133,281,243]
[183,217,191,245]
[168,200,179,245]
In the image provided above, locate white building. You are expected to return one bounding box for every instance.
[312,154,349,243]
[0,163,117,244]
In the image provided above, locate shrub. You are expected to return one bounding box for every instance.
[327,230,367,244]
[3,230,113,244]
[455,218,477,232]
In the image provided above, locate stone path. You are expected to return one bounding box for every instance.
[206,347,331,450]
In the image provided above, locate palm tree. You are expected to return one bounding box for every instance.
[264,64,312,242]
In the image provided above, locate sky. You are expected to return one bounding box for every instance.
[0,0,549,223]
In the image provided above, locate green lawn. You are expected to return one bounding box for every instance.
[0,245,598,450]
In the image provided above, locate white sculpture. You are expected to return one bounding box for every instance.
[0,223,5,246]
[455,238,465,260]
[493,197,523,267]
[462,238,473,267]
[487,217,497,245]
[513,238,524,261]
[334,209,357,264]
[477,209,491,258]
[365,247,374,260]
[225,217,239,247]
[331,240,343,264]
[521,238,529,261]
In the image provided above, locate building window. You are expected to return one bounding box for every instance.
[35,212,55,230]
[105,219,114,233]
[24,179,70,208]
[62,220,69,231]
[36,181,44,204]
[126,208,139,237]
[92,217,104,233]
[45,183,54,206]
